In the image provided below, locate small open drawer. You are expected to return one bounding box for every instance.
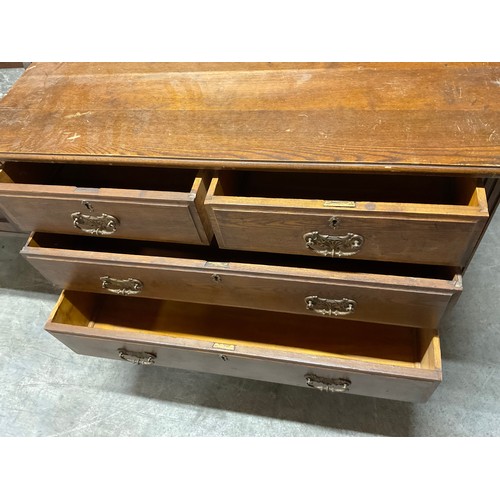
[205,171,489,266]
[24,232,462,328]
[45,291,442,402]
[0,162,212,244]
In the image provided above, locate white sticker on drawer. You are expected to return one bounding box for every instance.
[205,261,229,268]
[212,342,235,351]
[323,200,356,208]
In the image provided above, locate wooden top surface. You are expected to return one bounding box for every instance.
[0,62,499,174]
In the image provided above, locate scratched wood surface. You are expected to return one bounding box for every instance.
[0,62,499,173]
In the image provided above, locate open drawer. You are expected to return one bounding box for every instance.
[45,291,442,402]
[205,171,489,266]
[0,162,212,244]
[24,232,462,328]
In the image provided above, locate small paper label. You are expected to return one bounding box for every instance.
[323,200,356,208]
[212,342,235,351]
[205,261,229,268]
[74,187,100,194]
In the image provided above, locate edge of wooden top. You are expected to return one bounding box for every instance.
[16,61,500,73]
[0,153,499,176]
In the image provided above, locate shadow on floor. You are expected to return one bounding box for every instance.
[0,234,59,294]
[124,362,414,436]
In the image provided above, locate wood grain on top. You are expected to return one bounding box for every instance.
[0,62,499,173]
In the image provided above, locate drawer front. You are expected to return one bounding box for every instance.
[23,235,462,328]
[49,332,439,403]
[206,175,489,266]
[0,165,212,244]
[0,194,208,243]
[45,292,442,403]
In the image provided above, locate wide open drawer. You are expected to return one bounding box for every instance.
[45,291,442,402]
[24,232,462,328]
[0,162,212,244]
[205,171,489,266]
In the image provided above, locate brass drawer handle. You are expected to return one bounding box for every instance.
[118,348,156,365]
[100,276,143,295]
[305,374,351,393]
[305,296,356,316]
[71,212,120,236]
[303,231,364,257]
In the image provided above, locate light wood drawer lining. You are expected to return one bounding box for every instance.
[45,291,442,402]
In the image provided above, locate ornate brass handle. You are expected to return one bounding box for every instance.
[71,212,120,236]
[305,374,351,393]
[118,348,156,365]
[305,296,356,316]
[100,276,143,295]
[303,231,364,257]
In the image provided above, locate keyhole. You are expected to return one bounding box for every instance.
[220,355,229,361]
[82,200,94,212]
[329,217,338,228]
[211,274,222,283]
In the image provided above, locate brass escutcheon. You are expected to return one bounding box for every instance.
[118,348,156,365]
[303,231,364,258]
[100,276,143,295]
[71,212,120,236]
[305,296,356,316]
[305,374,351,393]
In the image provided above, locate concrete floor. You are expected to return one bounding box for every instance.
[0,67,24,99]
[0,68,499,436]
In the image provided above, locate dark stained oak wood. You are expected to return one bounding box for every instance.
[0,63,499,173]
[23,232,462,329]
[0,62,24,69]
[45,291,442,403]
[486,177,500,218]
[463,177,500,270]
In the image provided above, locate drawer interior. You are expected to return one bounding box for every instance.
[0,162,199,192]
[213,170,483,206]
[28,232,458,280]
[51,291,440,370]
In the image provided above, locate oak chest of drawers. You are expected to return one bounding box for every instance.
[1,62,498,403]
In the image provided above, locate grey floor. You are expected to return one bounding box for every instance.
[0,67,24,99]
[0,68,499,437]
